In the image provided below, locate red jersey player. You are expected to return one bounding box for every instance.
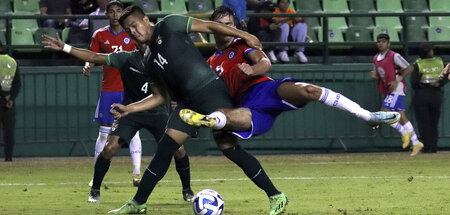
[181,6,401,142]
[83,1,143,188]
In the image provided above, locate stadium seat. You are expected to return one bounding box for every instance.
[0,0,13,14]
[405,25,427,42]
[428,26,450,41]
[346,26,372,42]
[61,27,70,42]
[429,0,450,12]
[306,27,318,42]
[373,26,400,42]
[323,17,348,30]
[0,19,7,31]
[305,17,321,30]
[403,0,429,12]
[375,17,402,32]
[12,14,39,31]
[318,27,344,42]
[349,0,375,12]
[348,17,375,29]
[34,27,59,45]
[11,28,34,45]
[14,0,40,14]
[404,16,428,29]
[188,0,214,13]
[214,0,222,8]
[161,0,187,14]
[322,0,349,30]
[135,0,161,14]
[429,16,450,27]
[377,0,403,12]
[208,33,215,43]
[296,0,322,13]
[0,30,6,45]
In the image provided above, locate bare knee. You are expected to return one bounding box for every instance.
[213,131,239,151]
[102,137,120,159]
[173,145,186,159]
[300,84,322,101]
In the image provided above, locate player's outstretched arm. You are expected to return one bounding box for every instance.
[110,85,166,118]
[191,18,262,50]
[41,34,107,65]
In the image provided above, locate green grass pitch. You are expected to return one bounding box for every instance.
[1,152,449,214]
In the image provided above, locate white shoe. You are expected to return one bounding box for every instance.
[277,50,290,62]
[295,51,308,63]
[88,189,100,203]
[267,50,278,63]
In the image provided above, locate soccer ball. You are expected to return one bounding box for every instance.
[192,189,224,215]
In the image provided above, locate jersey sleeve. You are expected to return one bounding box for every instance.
[393,53,410,69]
[90,33,100,52]
[161,15,193,34]
[106,51,134,69]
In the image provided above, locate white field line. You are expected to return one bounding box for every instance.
[1,175,449,186]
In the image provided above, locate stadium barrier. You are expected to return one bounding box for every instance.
[4,65,449,157]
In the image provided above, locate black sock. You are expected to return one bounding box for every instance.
[222,146,280,197]
[133,134,181,204]
[175,154,191,191]
[92,155,111,190]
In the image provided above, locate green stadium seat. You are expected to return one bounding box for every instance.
[12,13,39,31]
[34,27,59,45]
[214,0,222,8]
[323,17,348,30]
[296,0,322,13]
[0,19,7,31]
[208,34,215,43]
[404,16,428,29]
[323,0,349,13]
[11,28,34,45]
[306,27,318,42]
[188,0,214,13]
[429,0,450,12]
[346,26,372,42]
[0,30,6,45]
[405,25,426,42]
[348,17,374,29]
[14,0,40,14]
[377,0,403,12]
[161,0,187,14]
[403,0,429,12]
[349,0,375,12]
[305,17,321,30]
[61,27,70,42]
[428,26,450,41]
[318,27,344,42]
[373,26,400,42]
[135,0,161,14]
[0,0,13,14]
[429,16,450,27]
[375,17,402,31]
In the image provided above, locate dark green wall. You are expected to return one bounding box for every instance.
[4,65,450,157]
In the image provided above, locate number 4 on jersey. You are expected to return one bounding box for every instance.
[154,53,168,70]
[141,82,148,94]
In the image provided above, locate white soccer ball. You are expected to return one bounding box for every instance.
[192,189,224,215]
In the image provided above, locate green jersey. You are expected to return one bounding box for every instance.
[145,15,218,101]
[107,50,168,115]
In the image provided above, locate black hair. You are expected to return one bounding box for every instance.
[210,5,236,21]
[420,42,434,58]
[277,0,290,5]
[106,0,124,11]
[257,1,276,12]
[119,5,146,27]
[376,33,390,41]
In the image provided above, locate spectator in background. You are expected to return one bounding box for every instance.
[70,0,97,26]
[39,0,72,29]
[273,0,308,63]
[79,0,110,31]
[247,1,280,64]
[370,33,423,156]
[222,0,247,29]
[246,0,267,11]
[0,41,21,162]
[410,43,448,153]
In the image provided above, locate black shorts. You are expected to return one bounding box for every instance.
[167,79,233,137]
[110,112,168,146]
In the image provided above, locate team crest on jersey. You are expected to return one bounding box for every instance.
[156,35,162,45]
[123,37,131,44]
[111,121,119,131]
[228,51,235,59]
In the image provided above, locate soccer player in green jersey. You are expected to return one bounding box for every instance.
[107,5,286,215]
[42,36,195,203]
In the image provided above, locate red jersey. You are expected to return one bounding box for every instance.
[207,38,271,101]
[373,50,406,95]
[90,26,135,92]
